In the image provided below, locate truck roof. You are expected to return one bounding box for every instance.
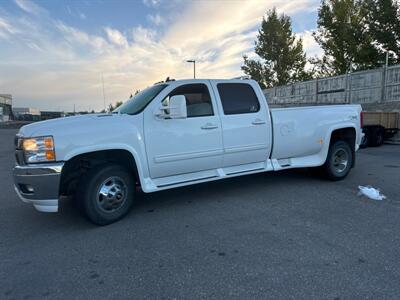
[153,77,252,86]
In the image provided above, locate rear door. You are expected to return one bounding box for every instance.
[210,80,272,167]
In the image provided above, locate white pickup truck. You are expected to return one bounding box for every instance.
[13,79,363,225]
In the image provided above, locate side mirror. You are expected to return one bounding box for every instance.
[155,95,187,119]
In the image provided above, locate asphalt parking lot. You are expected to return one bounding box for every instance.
[1,128,400,299]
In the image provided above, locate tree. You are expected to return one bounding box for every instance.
[363,0,400,65]
[313,0,400,75]
[108,101,123,112]
[242,8,312,88]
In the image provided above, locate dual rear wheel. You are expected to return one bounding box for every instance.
[321,140,353,181]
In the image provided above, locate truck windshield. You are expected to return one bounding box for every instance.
[115,84,168,115]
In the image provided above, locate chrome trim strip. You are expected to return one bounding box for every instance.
[13,162,64,176]
[154,149,223,163]
[224,143,269,154]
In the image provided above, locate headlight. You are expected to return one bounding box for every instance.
[22,136,56,163]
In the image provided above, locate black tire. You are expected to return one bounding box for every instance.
[78,164,135,225]
[370,127,385,147]
[323,140,353,181]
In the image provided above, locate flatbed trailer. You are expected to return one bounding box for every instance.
[361,112,399,147]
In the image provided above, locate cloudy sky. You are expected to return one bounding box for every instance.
[0,0,322,111]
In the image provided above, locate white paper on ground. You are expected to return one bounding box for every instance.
[358,185,386,201]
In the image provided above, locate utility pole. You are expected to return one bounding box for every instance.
[382,51,389,103]
[385,51,389,67]
[186,60,196,79]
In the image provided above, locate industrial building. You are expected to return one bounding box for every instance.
[264,63,400,111]
[13,107,41,121]
[40,111,65,120]
[0,94,12,122]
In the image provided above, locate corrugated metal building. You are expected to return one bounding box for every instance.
[264,64,400,112]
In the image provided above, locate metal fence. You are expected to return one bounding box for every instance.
[264,64,400,110]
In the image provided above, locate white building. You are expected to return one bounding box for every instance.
[0,94,12,122]
[13,107,41,116]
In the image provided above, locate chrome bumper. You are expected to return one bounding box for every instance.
[13,162,64,212]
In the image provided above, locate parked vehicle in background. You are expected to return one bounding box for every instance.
[360,112,399,147]
[13,79,363,225]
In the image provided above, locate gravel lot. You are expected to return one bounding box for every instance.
[1,128,400,299]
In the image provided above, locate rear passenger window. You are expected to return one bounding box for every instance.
[217,83,260,115]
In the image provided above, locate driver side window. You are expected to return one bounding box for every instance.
[162,84,214,118]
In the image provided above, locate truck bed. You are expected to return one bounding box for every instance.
[269,105,362,167]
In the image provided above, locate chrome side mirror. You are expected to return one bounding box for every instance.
[155,95,187,119]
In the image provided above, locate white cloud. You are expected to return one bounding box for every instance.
[297,30,323,57]
[14,0,44,15]
[142,0,161,7]
[147,14,163,26]
[104,27,128,48]
[0,17,17,39]
[65,5,87,20]
[1,0,320,111]
[132,26,157,43]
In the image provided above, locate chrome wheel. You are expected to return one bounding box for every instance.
[96,176,127,213]
[332,149,348,173]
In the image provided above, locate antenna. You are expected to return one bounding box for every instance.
[102,73,106,111]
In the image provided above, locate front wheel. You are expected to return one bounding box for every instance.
[78,164,135,225]
[323,140,353,181]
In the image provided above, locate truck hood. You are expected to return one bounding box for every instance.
[18,113,144,162]
[19,114,123,137]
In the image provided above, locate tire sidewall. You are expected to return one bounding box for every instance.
[81,165,135,225]
[326,141,353,180]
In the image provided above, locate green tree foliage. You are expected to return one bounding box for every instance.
[242,8,312,88]
[314,0,400,75]
[364,0,400,65]
[108,101,123,112]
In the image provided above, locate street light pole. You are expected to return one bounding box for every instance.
[186,60,196,79]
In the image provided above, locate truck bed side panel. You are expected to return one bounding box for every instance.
[270,105,362,162]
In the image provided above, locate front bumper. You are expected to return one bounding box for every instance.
[13,162,64,212]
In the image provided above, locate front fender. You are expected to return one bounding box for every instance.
[63,143,147,187]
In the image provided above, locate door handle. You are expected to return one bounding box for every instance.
[252,118,266,125]
[201,123,218,130]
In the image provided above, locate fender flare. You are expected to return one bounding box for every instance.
[321,123,357,164]
[63,144,148,188]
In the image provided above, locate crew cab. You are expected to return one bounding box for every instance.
[13,79,363,225]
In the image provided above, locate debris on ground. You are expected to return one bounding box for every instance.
[358,185,386,201]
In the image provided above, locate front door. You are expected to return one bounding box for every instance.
[144,81,223,179]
